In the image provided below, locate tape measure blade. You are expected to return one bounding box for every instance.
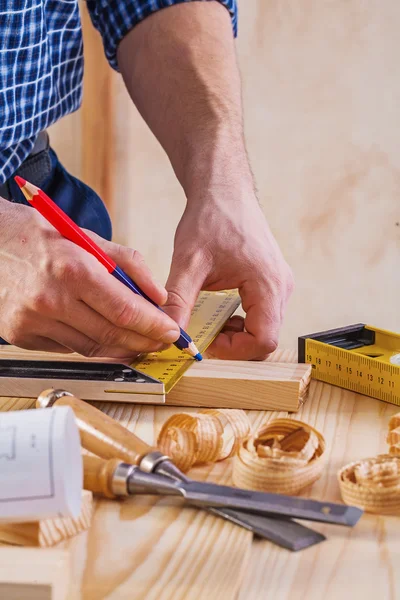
[305,339,400,407]
[131,290,241,393]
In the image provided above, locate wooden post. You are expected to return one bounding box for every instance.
[80,3,115,217]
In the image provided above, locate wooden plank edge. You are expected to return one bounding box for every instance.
[0,491,93,548]
[0,547,70,600]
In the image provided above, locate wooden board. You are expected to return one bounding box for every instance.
[0,348,399,599]
[0,547,70,600]
[166,359,311,410]
[0,491,93,548]
[0,347,311,410]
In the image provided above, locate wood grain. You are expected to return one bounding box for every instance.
[0,547,70,600]
[0,348,399,599]
[166,359,311,410]
[0,347,311,410]
[0,491,93,548]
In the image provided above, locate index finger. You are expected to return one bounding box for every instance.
[78,259,180,344]
[207,280,281,360]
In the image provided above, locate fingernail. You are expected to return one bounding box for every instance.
[163,329,180,343]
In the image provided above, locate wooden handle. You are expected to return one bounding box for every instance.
[83,455,122,498]
[36,391,155,464]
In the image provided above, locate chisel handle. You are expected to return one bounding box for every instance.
[83,455,181,499]
[83,455,123,498]
[36,389,156,465]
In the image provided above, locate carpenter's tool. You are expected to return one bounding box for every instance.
[36,389,325,551]
[81,452,360,526]
[0,290,241,403]
[299,324,400,406]
[37,391,362,532]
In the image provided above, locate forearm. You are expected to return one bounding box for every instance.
[117,2,253,200]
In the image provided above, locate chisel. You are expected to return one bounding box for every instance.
[81,452,361,526]
[36,389,324,550]
[37,392,361,533]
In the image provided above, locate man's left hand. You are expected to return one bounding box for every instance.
[164,186,294,361]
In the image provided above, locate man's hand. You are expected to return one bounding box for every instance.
[0,200,180,357]
[117,2,294,359]
[164,187,294,360]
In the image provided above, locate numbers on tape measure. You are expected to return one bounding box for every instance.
[305,339,400,406]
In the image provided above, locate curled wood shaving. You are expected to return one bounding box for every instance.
[232,418,325,495]
[157,409,251,472]
[338,455,400,514]
[156,426,197,473]
[387,412,400,456]
[201,409,251,460]
[388,413,400,431]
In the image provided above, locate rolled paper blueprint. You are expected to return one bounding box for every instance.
[0,406,82,522]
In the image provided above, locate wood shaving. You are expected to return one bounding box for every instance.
[338,455,400,514]
[387,412,400,456]
[157,409,251,472]
[232,418,325,495]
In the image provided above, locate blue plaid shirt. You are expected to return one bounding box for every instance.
[0,0,237,185]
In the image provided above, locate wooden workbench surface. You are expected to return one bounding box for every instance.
[1,349,399,600]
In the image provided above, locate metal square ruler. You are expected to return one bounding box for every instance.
[0,291,241,403]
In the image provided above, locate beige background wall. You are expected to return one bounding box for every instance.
[50,0,400,349]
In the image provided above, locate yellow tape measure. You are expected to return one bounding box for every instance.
[131,290,241,393]
[299,324,400,406]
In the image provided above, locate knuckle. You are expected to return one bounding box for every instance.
[5,308,30,343]
[29,290,58,315]
[267,270,284,291]
[166,288,187,311]
[258,338,279,355]
[130,248,143,264]
[115,244,143,266]
[4,329,24,347]
[98,325,124,348]
[78,340,102,358]
[53,256,85,285]
[113,300,139,329]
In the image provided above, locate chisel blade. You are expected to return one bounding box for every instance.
[154,459,324,551]
[127,469,363,527]
[172,481,362,526]
[216,510,326,551]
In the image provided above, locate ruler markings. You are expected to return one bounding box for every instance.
[305,339,400,407]
[130,290,241,393]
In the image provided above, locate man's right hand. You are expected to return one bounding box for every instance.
[0,199,180,358]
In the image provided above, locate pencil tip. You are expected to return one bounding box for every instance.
[194,353,203,361]
[14,175,26,188]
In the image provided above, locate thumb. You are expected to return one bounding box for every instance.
[164,256,207,329]
[83,230,168,306]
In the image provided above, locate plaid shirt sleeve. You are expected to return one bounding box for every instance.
[86,0,238,71]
